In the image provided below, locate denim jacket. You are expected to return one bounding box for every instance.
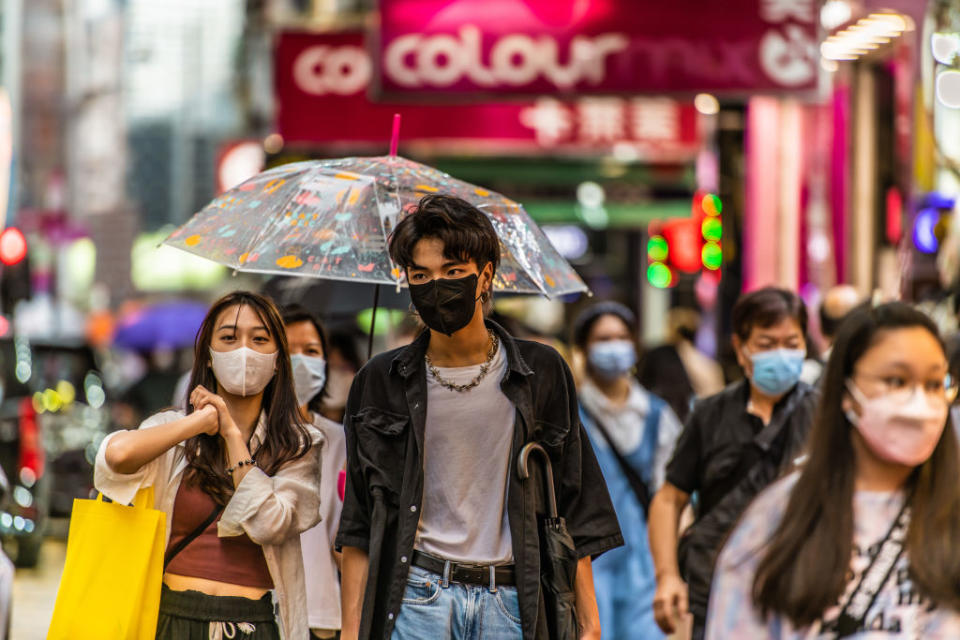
[336,320,623,640]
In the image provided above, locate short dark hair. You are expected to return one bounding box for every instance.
[571,301,637,350]
[281,304,329,412]
[732,287,808,341]
[389,195,500,275]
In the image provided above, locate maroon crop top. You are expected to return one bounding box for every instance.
[164,479,274,589]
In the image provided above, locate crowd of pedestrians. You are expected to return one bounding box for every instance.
[86,194,960,639]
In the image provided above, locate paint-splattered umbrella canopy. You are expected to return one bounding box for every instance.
[163,156,588,298]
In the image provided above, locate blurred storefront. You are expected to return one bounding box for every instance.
[265,0,825,346]
[4,0,954,353]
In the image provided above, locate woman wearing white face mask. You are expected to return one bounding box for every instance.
[94,291,324,640]
[572,302,684,640]
[707,302,960,639]
[282,305,347,640]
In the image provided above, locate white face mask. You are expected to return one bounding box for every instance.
[846,380,949,467]
[291,354,327,406]
[209,347,278,397]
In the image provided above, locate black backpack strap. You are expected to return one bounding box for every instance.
[163,503,223,570]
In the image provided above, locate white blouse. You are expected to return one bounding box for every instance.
[94,410,324,640]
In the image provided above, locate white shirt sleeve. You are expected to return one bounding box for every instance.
[93,410,184,506]
[652,404,684,491]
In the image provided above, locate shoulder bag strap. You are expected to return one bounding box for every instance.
[582,404,654,516]
[163,502,223,570]
[834,500,910,638]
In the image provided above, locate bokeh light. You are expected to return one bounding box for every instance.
[647,262,673,288]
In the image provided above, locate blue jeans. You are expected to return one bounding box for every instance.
[390,565,523,640]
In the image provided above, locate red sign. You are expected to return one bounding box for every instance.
[275,31,700,158]
[377,0,819,96]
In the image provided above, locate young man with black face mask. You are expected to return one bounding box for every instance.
[336,195,623,640]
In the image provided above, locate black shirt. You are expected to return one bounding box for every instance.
[666,381,804,516]
[336,321,623,640]
[664,380,819,628]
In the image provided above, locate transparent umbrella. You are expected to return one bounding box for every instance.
[163,155,588,298]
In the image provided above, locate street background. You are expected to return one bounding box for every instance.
[0,0,958,636]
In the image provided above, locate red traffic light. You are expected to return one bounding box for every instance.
[0,227,26,266]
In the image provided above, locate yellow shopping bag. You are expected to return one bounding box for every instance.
[48,487,166,640]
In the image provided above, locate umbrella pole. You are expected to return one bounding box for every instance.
[367,284,380,361]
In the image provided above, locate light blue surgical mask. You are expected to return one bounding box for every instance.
[747,348,805,396]
[291,354,327,406]
[588,340,637,378]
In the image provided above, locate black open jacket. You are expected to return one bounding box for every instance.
[336,320,624,640]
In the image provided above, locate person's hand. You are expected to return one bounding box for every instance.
[194,404,220,436]
[653,572,688,634]
[190,385,239,438]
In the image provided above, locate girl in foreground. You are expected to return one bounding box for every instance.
[96,291,324,639]
[708,302,960,638]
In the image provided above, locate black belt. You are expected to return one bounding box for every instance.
[411,551,516,587]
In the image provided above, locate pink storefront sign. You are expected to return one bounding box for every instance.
[274,31,700,158]
[377,0,820,97]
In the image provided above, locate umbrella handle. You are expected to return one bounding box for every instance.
[389,113,402,157]
[517,443,558,518]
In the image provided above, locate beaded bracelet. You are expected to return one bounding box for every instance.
[227,459,256,474]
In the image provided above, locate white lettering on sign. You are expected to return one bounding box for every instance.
[631,98,678,141]
[577,98,626,143]
[383,25,628,89]
[520,97,684,148]
[759,24,817,87]
[293,44,372,95]
[520,98,574,146]
[761,0,815,23]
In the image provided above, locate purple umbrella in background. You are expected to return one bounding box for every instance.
[113,301,208,351]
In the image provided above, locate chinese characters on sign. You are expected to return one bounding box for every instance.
[275,32,700,159]
[520,98,686,148]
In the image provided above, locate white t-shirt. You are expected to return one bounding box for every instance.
[300,414,346,631]
[579,378,683,491]
[415,342,515,564]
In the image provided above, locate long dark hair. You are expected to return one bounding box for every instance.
[281,304,329,415]
[752,302,960,625]
[183,291,309,505]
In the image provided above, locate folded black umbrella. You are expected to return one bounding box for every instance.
[518,443,579,640]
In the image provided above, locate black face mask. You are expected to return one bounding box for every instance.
[409,274,481,336]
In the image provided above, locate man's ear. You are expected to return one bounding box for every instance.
[480,261,494,292]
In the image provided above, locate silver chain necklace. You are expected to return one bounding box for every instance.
[425,331,499,393]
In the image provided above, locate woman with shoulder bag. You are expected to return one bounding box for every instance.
[708,302,960,638]
[95,291,324,640]
[572,302,684,640]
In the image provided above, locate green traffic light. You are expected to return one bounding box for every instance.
[647,235,669,262]
[647,262,673,288]
[702,242,722,270]
[702,218,722,241]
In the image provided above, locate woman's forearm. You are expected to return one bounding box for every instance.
[223,430,255,487]
[105,407,214,474]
